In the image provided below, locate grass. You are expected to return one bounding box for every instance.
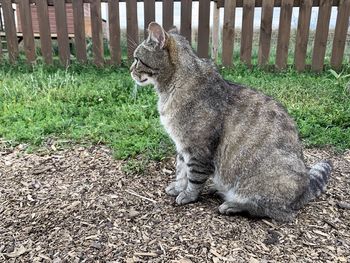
[0,62,349,164]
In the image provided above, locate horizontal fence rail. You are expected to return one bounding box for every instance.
[0,0,349,72]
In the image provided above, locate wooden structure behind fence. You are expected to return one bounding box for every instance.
[0,0,349,71]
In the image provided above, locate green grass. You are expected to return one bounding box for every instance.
[0,62,349,163]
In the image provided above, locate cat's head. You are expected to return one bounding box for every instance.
[130,22,178,87]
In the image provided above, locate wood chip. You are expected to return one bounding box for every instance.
[4,245,28,258]
[134,252,158,257]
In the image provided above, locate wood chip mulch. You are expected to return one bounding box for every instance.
[0,143,349,263]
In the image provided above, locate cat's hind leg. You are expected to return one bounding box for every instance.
[217,188,259,216]
[218,201,246,215]
[218,189,297,221]
[165,154,188,196]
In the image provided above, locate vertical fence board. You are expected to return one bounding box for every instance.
[90,0,104,66]
[54,0,70,66]
[312,0,332,72]
[275,0,293,69]
[72,0,87,63]
[108,0,121,65]
[36,0,52,64]
[240,0,255,65]
[163,0,174,31]
[331,0,350,70]
[258,0,274,66]
[197,0,210,58]
[126,0,138,60]
[211,1,220,62]
[181,0,192,43]
[144,0,155,38]
[0,0,18,63]
[18,0,35,63]
[294,0,312,71]
[222,0,236,66]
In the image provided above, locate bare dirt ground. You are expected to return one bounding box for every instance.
[0,143,349,263]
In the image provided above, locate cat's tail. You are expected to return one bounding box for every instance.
[293,160,333,209]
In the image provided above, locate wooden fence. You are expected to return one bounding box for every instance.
[0,0,349,71]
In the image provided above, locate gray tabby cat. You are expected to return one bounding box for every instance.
[130,22,332,221]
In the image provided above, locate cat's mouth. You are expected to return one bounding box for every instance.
[131,71,150,86]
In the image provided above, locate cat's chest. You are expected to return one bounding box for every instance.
[158,99,184,150]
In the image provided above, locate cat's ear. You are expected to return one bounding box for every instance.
[147,22,167,48]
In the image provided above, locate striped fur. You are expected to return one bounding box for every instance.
[130,22,333,221]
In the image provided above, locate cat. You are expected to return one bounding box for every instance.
[130,22,332,222]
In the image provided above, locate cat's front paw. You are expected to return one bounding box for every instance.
[176,191,198,205]
[165,182,181,197]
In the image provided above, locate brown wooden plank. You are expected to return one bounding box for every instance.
[144,0,155,38]
[90,0,104,66]
[163,0,174,31]
[126,0,138,60]
[222,0,236,66]
[258,0,274,66]
[197,0,210,58]
[275,0,293,70]
[18,0,35,63]
[72,0,87,63]
[211,1,220,62]
[0,0,18,63]
[108,0,121,65]
[294,0,312,71]
[180,0,192,43]
[36,0,53,64]
[240,0,255,65]
[331,0,350,70]
[311,0,332,72]
[54,0,70,66]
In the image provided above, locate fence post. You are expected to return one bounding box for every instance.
[108,0,121,65]
[18,0,36,63]
[72,0,87,63]
[294,0,312,71]
[222,0,236,66]
[36,0,53,65]
[258,0,274,67]
[91,0,104,66]
[275,0,293,70]
[331,0,350,71]
[181,0,192,44]
[312,0,332,72]
[126,0,138,61]
[144,0,155,38]
[0,0,18,63]
[240,0,255,66]
[211,1,220,62]
[54,0,70,67]
[163,0,174,31]
[197,0,211,58]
